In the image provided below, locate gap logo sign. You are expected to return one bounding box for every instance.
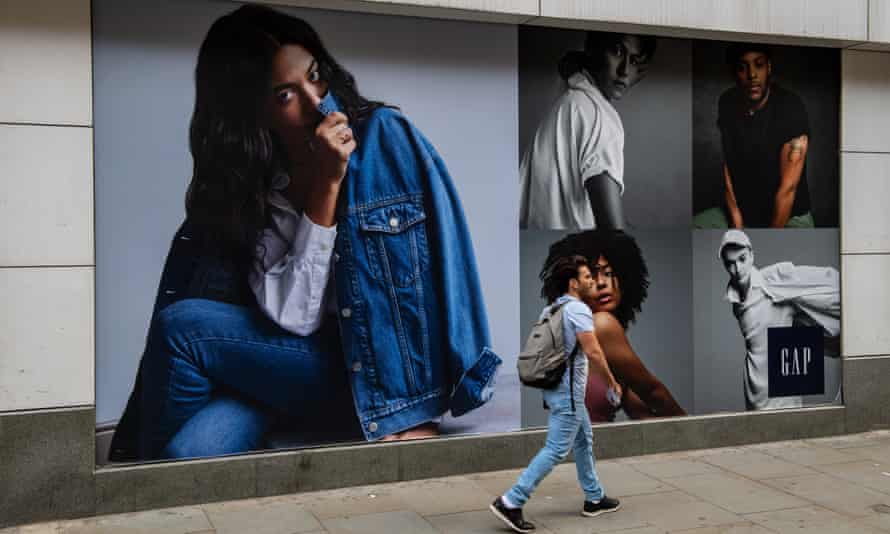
[768,326,824,397]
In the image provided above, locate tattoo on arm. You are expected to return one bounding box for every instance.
[788,136,805,162]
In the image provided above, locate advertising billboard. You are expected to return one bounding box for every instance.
[93,0,841,463]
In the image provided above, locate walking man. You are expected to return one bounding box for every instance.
[491,255,621,532]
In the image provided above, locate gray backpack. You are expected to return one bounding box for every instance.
[517,301,580,391]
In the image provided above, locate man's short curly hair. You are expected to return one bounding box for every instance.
[540,230,649,329]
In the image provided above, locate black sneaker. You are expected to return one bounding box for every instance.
[490,497,535,533]
[581,495,621,517]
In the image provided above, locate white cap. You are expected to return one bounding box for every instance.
[718,229,752,260]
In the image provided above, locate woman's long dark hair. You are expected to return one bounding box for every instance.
[540,230,649,328]
[186,4,384,268]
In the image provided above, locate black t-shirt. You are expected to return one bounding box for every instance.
[718,83,811,227]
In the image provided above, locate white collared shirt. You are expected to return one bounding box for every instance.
[726,263,840,411]
[248,174,337,335]
[519,70,625,230]
[727,269,801,410]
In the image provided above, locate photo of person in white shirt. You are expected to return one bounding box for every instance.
[519,31,656,230]
[718,230,840,410]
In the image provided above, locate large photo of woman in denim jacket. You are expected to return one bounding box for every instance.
[108,4,501,461]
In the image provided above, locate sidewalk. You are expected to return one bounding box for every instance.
[7,430,890,533]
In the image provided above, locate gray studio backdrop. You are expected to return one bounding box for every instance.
[693,229,842,414]
[692,42,840,226]
[520,230,694,427]
[518,26,692,229]
[93,0,520,434]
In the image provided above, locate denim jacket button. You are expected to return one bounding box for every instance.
[333,252,340,263]
[341,307,352,318]
[388,217,399,228]
[352,361,362,372]
[368,422,378,433]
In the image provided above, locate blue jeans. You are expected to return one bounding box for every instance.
[137,298,361,459]
[506,382,604,506]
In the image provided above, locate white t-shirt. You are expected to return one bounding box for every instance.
[519,70,625,230]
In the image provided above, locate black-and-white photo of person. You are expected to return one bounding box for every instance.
[519,30,655,230]
[518,27,693,231]
[693,229,841,414]
[693,42,840,228]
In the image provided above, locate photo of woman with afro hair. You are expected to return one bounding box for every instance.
[541,230,687,422]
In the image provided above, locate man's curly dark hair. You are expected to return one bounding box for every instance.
[540,230,649,329]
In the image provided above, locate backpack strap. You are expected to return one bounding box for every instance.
[552,300,581,413]
[546,300,570,318]
[568,342,580,413]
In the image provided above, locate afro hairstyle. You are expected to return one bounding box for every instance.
[540,229,649,329]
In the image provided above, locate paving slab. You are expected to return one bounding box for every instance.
[381,476,493,516]
[761,473,890,518]
[744,504,887,533]
[805,431,890,449]
[663,471,808,514]
[321,510,437,534]
[815,460,890,496]
[54,506,211,534]
[202,495,321,534]
[586,528,666,534]
[618,450,695,464]
[672,524,774,534]
[625,458,724,480]
[300,485,410,520]
[845,444,890,464]
[858,506,890,532]
[585,490,743,532]
[427,509,557,534]
[591,461,676,497]
[750,440,865,467]
[695,448,819,479]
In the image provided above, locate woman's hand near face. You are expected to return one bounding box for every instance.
[302,111,355,227]
[313,111,356,184]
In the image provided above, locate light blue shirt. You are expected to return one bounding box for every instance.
[542,295,592,400]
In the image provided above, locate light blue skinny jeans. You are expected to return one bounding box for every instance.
[506,380,605,506]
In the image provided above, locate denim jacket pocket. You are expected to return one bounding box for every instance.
[358,197,430,288]
[356,196,433,397]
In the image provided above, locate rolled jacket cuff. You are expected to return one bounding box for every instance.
[449,346,502,417]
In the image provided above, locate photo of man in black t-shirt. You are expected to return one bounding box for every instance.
[694,43,814,228]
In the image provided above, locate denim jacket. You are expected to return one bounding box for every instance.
[331,105,501,439]
[109,102,501,460]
